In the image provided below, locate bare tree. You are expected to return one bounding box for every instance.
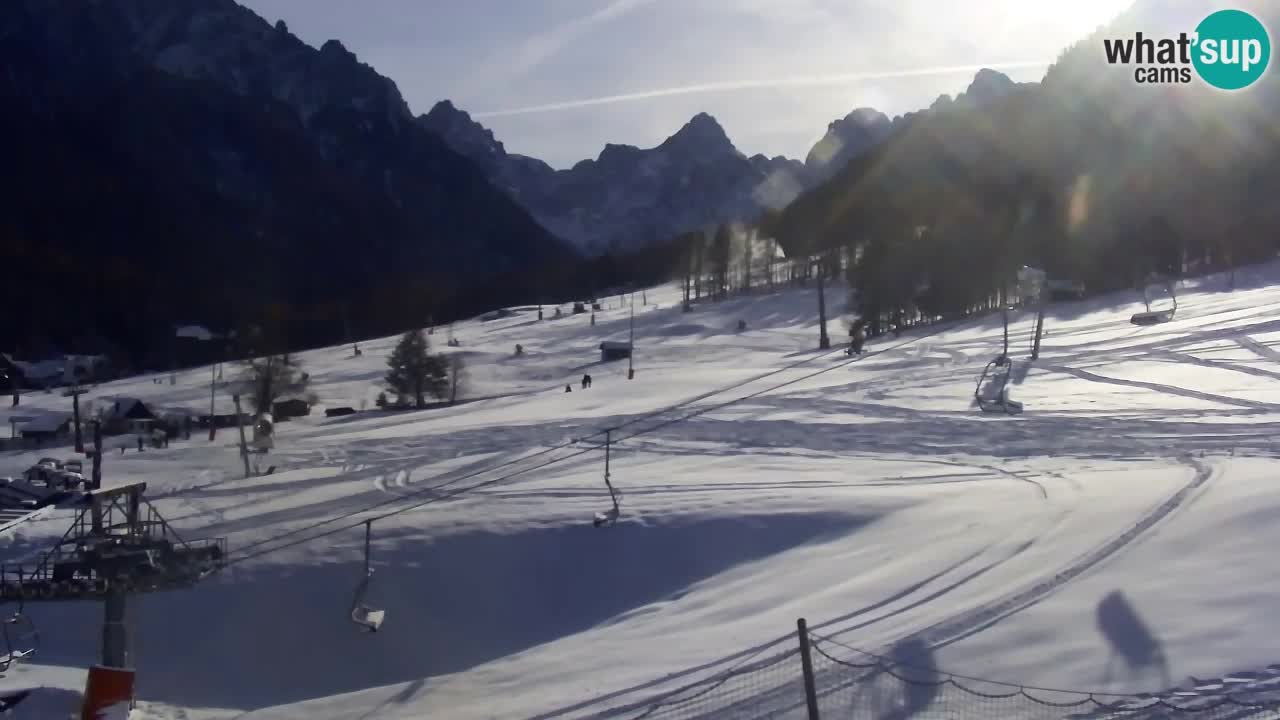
[712,224,731,299]
[449,354,466,405]
[239,354,310,416]
[765,235,777,290]
[694,237,705,300]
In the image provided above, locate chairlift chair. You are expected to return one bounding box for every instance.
[1130,307,1176,325]
[593,481,621,527]
[974,307,1025,415]
[975,356,1023,415]
[1130,281,1178,325]
[350,521,386,632]
[0,603,37,671]
[593,431,622,527]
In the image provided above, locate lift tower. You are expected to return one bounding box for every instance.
[0,482,226,715]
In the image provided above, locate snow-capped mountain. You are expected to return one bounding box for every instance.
[421,106,810,255]
[423,68,1030,256]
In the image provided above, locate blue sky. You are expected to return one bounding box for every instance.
[239,0,1132,168]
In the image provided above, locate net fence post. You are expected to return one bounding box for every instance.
[796,618,820,720]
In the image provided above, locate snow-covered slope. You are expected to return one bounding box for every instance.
[5,264,1280,719]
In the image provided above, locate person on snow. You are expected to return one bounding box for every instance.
[848,320,866,356]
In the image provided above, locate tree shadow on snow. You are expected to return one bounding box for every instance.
[24,511,871,711]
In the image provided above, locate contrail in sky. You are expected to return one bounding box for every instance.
[472,61,1052,118]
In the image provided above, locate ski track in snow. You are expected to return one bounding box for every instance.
[6,268,1280,719]
[704,455,1217,720]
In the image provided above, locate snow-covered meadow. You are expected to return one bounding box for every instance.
[3,263,1280,719]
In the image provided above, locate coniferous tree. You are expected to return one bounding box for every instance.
[385,330,447,409]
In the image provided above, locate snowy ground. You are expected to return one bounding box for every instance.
[3,264,1280,719]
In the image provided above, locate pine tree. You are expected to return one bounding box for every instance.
[385,330,447,409]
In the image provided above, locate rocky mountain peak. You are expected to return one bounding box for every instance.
[661,112,735,154]
[804,107,893,183]
[961,68,1019,106]
[420,100,508,170]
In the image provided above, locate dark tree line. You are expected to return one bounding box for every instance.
[755,2,1280,333]
[9,0,1279,372]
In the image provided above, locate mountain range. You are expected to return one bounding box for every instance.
[422,68,1029,255]
[0,0,1035,362]
[0,0,571,362]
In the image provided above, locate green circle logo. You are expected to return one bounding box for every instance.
[1192,9,1271,90]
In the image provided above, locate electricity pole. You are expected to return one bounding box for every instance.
[91,420,103,490]
[233,394,251,479]
[816,254,831,350]
[1031,301,1046,360]
[628,292,636,380]
[72,385,84,454]
[208,362,217,441]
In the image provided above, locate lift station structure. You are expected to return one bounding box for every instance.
[0,481,225,714]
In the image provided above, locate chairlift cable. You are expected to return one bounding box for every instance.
[216,317,972,568]
[226,440,597,556]
[200,326,859,552]
[219,330,869,555]
[222,444,601,568]
[610,327,956,444]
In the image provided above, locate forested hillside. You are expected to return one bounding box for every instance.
[763,0,1280,331]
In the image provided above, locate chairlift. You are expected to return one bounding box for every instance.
[593,431,622,527]
[975,356,1024,415]
[1017,265,1047,306]
[1130,280,1178,325]
[593,480,622,527]
[974,307,1025,415]
[252,413,275,452]
[350,520,386,632]
[0,602,37,671]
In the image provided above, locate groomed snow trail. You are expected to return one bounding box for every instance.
[2,267,1280,719]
